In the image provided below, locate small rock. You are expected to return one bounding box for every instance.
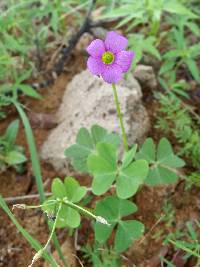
[28,112,58,129]
[91,27,108,39]
[44,238,77,267]
[41,70,150,174]
[75,32,93,52]
[134,64,157,90]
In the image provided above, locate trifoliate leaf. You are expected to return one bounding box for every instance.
[94,196,143,252]
[43,177,86,228]
[88,142,148,198]
[137,138,185,186]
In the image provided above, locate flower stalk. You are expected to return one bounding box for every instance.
[112,83,129,152]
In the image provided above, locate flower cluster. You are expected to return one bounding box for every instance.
[86,31,134,84]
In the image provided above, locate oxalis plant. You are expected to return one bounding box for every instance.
[14,31,185,266]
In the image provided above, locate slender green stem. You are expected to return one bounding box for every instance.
[13,201,57,210]
[63,199,97,220]
[112,83,129,151]
[30,203,62,267]
[43,203,62,252]
[62,198,110,225]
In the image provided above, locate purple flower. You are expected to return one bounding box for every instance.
[86,31,134,84]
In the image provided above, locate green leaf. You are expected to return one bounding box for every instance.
[43,197,81,229]
[91,124,107,145]
[17,69,32,83]
[144,38,161,60]
[64,176,87,203]
[4,120,19,147]
[147,166,178,186]
[77,127,94,149]
[117,160,149,199]
[51,178,66,199]
[186,22,200,37]
[65,127,93,172]
[121,144,137,169]
[115,220,144,252]
[157,138,185,167]
[163,49,181,59]
[94,196,137,243]
[157,138,173,161]
[87,141,149,198]
[189,43,200,58]
[159,60,176,75]
[44,176,87,229]
[137,138,185,186]
[4,151,26,165]
[103,132,121,148]
[64,144,91,172]
[13,100,45,203]
[87,142,117,195]
[58,206,80,228]
[19,85,42,99]
[65,125,120,172]
[95,196,138,221]
[94,196,142,251]
[136,138,155,163]
[44,201,81,229]
[160,155,185,168]
[164,1,197,18]
[185,59,200,83]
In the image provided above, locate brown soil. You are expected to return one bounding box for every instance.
[0,50,199,267]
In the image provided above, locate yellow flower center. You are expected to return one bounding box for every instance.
[102,51,115,64]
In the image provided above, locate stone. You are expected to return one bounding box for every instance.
[41,70,150,174]
[75,32,93,52]
[134,64,157,90]
[91,27,108,39]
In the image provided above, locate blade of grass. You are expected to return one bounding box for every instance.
[0,195,59,267]
[12,100,68,267]
[13,100,45,202]
[169,239,200,259]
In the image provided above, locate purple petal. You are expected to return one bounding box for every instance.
[86,39,105,58]
[87,56,105,75]
[105,31,128,54]
[115,51,134,72]
[101,64,123,84]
